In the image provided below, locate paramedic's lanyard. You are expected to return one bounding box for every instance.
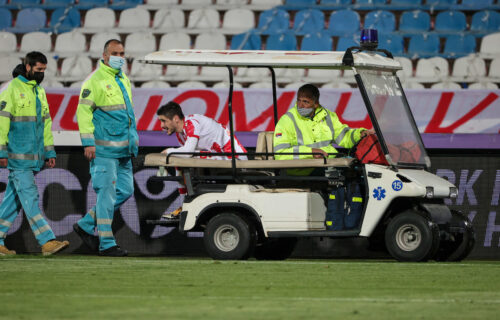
[114,72,135,155]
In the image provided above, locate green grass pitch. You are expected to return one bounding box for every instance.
[1,256,499,319]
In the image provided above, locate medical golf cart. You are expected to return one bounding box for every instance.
[140,39,475,262]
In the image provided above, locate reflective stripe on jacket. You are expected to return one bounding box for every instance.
[76,61,139,158]
[0,76,56,170]
[273,104,364,160]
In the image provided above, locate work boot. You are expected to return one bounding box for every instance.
[162,207,182,219]
[0,245,16,255]
[41,240,69,256]
[99,246,128,257]
[73,223,99,252]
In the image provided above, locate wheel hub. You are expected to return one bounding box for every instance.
[395,224,422,251]
[213,224,240,252]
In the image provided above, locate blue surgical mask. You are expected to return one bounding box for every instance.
[108,55,125,70]
[297,107,314,118]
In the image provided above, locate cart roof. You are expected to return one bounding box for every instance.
[140,49,401,71]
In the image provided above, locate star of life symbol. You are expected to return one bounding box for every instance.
[373,187,386,201]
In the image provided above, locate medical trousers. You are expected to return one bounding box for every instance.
[0,170,56,246]
[77,157,133,251]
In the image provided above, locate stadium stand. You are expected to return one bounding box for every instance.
[434,10,467,34]
[141,80,170,88]
[0,8,12,30]
[431,81,462,89]
[364,10,396,33]
[0,56,22,82]
[159,32,191,50]
[398,10,431,34]
[443,34,477,58]
[222,8,255,34]
[0,31,16,54]
[47,7,81,34]
[152,8,185,31]
[257,8,290,35]
[301,31,333,51]
[327,9,360,36]
[54,31,86,57]
[293,9,325,35]
[60,55,93,81]
[9,8,46,33]
[451,55,487,81]
[230,32,262,50]
[414,57,450,83]
[266,32,297,50]
[89,32,121,58]
[408,33,440,58]
[20,32,52,54]
[212,81,242,88]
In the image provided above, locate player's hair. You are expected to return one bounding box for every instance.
[297,83,320,102]
[157,101,185,120]
[24,51,47,67]
[103,39,123,54]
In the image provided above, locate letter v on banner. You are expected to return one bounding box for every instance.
[425,92,499,133]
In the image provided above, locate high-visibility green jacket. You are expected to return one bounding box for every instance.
[77,61,139,159]
[273,104,365,160]
[0,76,56,171]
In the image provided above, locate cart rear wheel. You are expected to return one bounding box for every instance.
[204,213,255,260]
[385,210,440,262]
[436,211,475,262]
[254,238,297,260]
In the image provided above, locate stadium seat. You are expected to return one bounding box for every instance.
[212,81,242,88]
[110,0,143,10]
[118,7,150,31]
[130,59,163,80]
[10,8,46,33]
[187,8,220,30]
[435,10,467,34]
[364,10,396,33]
[400,81,424,89]
[141,81,171,88]
[301,32,333,51]
[399,10,430,34]
[235,67,269,81]
[378,33,404,56]
[266,32,297,50]
[20,32,52,54]
[319,0,351,5]
[9,0,40,6]
[275,68,304,81]
[200,66,228,80]
[443,34,476,58]
[0,56,22,81]
[194,32,227,50]
[44,56,58,78]
[479,32,500,58]
[426,0,457,11]
[153,8,185,30]
[48,8,81,34]
[181,0,213,6]
[125,32,157,58]
[293,9,325,35]
[488,57,500,80]
[257,9,290,35]
[327,9,360,36]
[60,55,92,79]
[177,81,207,88]
[43,78,64,88]
[75,0,108,9]
[44,0,75,9]
[354,0,386,10]
[390,0,422,10]
[0,32,17,54]
[165,65,198,78]
[468,82,498,89]
[159,32,191,50]
[251,0,283,5]
[0,8,12,30]
[82,8,116,31]
[54,31,86,57]
[431,81,461,90]
[470,10,500,35]
[285,0,316,6]
[452,55,487,80]
[284,81,307,89]
[336,36,359,51]
[230,32,262,50]
[408,33,440,58]
[394,56,413,79]
[222,8,255,33]
[415,57,449,82]
[306,68,341,83]
[321,82,351,89]
[89,32,120,58]
[248,82,273,89]
[459,0,494,10]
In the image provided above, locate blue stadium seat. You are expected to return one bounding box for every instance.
[459,0,494,10]
[390,0,422,10]
[9,0,40,5]
[0,0,7,4]
[257,9,290,35]
[399,10,430,34]
[47,7,81,33]
[76,0,109,9]
[336,36,359,51]
[9,8,46,33]
[354,0,386,10]
[110,0,144,9]
[266,32,297,50]
[230,32,262,50]
[285,0,316,6]
[320,0,352,6]
[293,9,325,35]
[435,10,467,34]
[44,0,75,8]
[471,10,500,35]
[426,0,458,11]
[408,34,440,58]
[301,31,333,51]
[443,34,476,58]
[0,8,12,30]
[328,9,360,36]
[378,33,404,56]
[364,10,395,33]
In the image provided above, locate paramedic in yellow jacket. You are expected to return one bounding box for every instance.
[74,39,138,257]
[273,83,372,169]
[0,52,69,255]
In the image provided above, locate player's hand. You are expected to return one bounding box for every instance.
[84,146,96,161]
[361,129,375,138]
[311,148,328,159]
[0,158,7,168]
[161,148,169,154]
[46,158,56,168]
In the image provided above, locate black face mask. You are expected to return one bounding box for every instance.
[27,71,44,85]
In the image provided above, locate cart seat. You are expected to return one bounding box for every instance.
[255,131,275,160]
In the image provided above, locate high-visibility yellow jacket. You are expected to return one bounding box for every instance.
[273,104,365,160]
[0,76,56,170]
[77,61,138,158]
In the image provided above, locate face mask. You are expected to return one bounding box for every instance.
[297,107,313,117]
[27,71,44,85]
[108,55,125,70]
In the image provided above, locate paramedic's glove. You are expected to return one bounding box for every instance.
[0,158,7,168]
[46,158,56,168]
[84,146,96,161]
[361,129,375,138]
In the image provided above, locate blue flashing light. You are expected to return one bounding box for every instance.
[360,29,378,50]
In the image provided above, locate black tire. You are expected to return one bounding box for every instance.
[385,210,440,262]
[204,213,255,260]
[254,238,297,260]
[447,212,475,261]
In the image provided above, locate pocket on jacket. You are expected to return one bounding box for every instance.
[103,124,127,136]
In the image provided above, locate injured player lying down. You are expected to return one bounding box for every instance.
[157,101,248,219]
